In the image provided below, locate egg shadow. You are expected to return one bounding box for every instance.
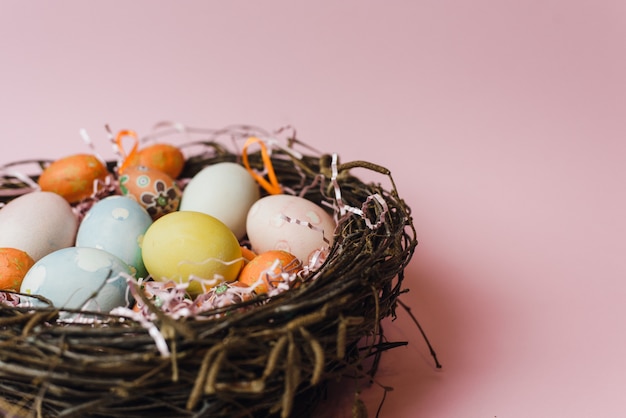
[312,249,478,417]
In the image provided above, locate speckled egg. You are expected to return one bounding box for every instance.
[246,194,336,265]
[127,143,185,179]
[38,153,109,203]
[237,250,302,294]
[118,166,181,220]
[0,191,78,261]
[0,248,35,291]
[19,247,133,312]
[76,195,153,278]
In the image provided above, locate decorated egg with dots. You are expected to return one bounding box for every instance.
[118,166,181,220]
[38,153,109,203]
[246,194,336,266]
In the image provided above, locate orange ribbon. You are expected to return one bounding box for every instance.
[241,137,282,195]
[114,130,140,175]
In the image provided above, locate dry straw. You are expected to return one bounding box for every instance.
[0,125,429,418]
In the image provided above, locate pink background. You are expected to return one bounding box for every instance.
[1,1,625,416]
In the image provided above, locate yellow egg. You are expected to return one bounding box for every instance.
[237,250,302,294]
[38,154,109,203]
[142,211,243,296]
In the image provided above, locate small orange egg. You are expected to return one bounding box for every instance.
[118,166,181,220]
[240,246,257,263]
[126,143,185,179]
[0,248,35,291]
[238,250,302,294]
[38,154,109,203]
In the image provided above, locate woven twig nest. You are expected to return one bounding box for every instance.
[0,125,418,418]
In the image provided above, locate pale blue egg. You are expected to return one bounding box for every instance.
[76,195,152,278]
[20,247,133,312]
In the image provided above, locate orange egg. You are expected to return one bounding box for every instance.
[240,246,257,263]
[126,143,185,179]
[38,154,109,203]
[118,165,181,220]
[0,248,35,291]
[238,250,302,294]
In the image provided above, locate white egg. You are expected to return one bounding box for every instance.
[0,191,78,261]
[180,162,260,239]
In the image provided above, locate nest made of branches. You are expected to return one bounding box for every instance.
[0,125,419,418]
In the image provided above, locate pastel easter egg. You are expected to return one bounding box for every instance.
[76,195,153,278]
[0,191,78,261]
[118,166,181,220]
[142,211,243,296]
[38,154,109,203]
[179,162,260,239]
[20,247,133,312]
[246,194,336,265]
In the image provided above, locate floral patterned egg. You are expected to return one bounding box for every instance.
[118,166,181,220]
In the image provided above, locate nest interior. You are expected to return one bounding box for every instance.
[0,126,418,418]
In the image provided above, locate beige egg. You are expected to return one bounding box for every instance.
[0,191,79,261]
[246,194,336,265]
